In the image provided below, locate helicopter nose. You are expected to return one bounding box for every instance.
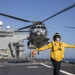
[37,32,41,35]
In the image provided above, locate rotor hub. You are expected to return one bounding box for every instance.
[34,21,44,25]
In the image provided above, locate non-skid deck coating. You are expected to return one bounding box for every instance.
[0,59,75,75]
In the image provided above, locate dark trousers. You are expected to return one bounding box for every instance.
[51,58,61,75]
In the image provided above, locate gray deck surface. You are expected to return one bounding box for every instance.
[0,59,75,75]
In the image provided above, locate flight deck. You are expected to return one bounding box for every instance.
[0,59,75,75]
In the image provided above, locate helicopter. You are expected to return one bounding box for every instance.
[0,4,75,48]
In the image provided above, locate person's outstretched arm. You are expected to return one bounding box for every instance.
[63,42,75,48]
[36,42,52,51]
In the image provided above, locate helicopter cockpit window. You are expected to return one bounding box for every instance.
[31,26,36,29]
[41,26,46,29]
[37,26,40,29]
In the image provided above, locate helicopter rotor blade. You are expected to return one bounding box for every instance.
[0,13,33,23]
[43,4,75,22]
[60,26,75,29]
[17,24,34,30]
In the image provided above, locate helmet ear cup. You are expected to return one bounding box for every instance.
[53,36,56,41]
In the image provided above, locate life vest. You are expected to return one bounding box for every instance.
[51,42,64,61]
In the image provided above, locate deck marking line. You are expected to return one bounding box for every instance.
[40,63,75,75]
[60,70,75,75]
[0,65,3,67]
[40,63,52,68]
[27,66,38,68]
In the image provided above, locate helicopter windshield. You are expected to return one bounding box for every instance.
[31,26,36,29]
[37,26,40,28]
[41,26,46,29]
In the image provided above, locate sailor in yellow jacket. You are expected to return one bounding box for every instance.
[36,33,75,75]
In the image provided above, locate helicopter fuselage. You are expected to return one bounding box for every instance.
[27,25,50,47]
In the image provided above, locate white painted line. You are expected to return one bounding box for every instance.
[60,70,75,75]
[27,66,38,68]
[40,63,75,75]
[40,63,52,68]
[0,65,3,67]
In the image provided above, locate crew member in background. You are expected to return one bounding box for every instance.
[36,33,75,75]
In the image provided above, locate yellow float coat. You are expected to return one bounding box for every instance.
[36,41,75,61]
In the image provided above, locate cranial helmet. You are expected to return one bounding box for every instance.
[53,33,61,41]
